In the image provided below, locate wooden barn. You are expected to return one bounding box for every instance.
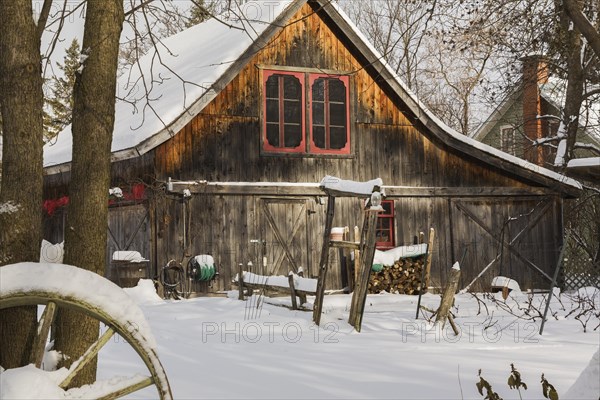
[42,0,582,294]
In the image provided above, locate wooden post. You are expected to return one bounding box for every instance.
[435,263,461,329]
[297,268,307,306]
[238,263,244,300]
[424,228,435,292]
[288,272,298,310]
[448,314,460,336]
[348,208,380,332]
[312,195,335,325]
[353,225,360,290]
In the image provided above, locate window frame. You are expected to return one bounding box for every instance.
[308,74,351,155]
[375,200,395,250]
[262,70,306,154]
[500,125,516,155]
[260,68,352,157]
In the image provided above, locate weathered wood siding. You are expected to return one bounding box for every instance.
[43,2,566,292]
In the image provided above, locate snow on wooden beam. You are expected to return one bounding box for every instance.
[319,176,383,197]
[168,179,556,197]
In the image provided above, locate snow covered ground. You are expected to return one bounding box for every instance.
[1,278,598,399]
[102,282,599,399]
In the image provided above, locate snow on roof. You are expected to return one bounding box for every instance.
[42,0,580,192]
[43,0,294,168]
[566,157,600,168]
[324,2,581,191]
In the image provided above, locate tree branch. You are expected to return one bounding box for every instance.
[36,0,53,41]
[563,0,600,58]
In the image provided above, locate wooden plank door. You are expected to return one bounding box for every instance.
[106,204,151,282]
[260,198,312,278]
[450,197,558,291]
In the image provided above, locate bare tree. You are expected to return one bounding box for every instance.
[563,0,600,58]
[342,0,496,135]
[343,0,438,91]
[448,0,599,166]
[422,30,494,135]
[0,0,46,368]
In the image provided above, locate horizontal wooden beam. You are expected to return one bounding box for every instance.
[170,181,554,198]
[234,281,316,297]
[330,240,360,250]
[383,186,554,197]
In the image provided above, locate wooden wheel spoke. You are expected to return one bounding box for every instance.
[59,327,116,389]
[94,376,154,400]
[30,301,57,368]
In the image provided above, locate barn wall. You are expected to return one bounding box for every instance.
[143,3,563,292]
[43,2,566,292]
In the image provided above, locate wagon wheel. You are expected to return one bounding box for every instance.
[0,263,173,399]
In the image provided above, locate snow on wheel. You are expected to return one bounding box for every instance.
[0,262,172,399]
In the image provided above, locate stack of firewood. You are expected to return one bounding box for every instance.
[368,256,425,295]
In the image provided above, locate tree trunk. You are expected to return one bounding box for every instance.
[0,0,44,369]
[54,0,124,387]
[563,0,600,58]
[555,0,585,168]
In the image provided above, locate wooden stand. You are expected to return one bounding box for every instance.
[312,181,384,328]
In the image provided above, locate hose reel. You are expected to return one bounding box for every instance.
[187,254,216,282]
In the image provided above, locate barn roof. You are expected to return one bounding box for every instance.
[43,0,582,195]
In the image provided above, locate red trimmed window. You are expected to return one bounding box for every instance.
[263,71,305,153]
[262,70,350,155]
[309,74,350,154]
[376,200,395,249]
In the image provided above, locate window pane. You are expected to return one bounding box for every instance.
[284,124,302,148]
[382,201,392,214]
[266,123,280,147]
[283,75,301,99]
[312,102,324,126]
[329,103,346,127]
[313,126,325,149]
[284,100,301,124]
[330,127,347,149]
[328,78,345,101]
[266,99,279,122]
[312,78,324,101]
[265,75,279,99]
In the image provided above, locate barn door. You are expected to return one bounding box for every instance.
[106,204,151,280]
[450,197,557,291]
[260,198,312,277]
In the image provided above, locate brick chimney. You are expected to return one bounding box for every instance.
[521,55,548,166]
